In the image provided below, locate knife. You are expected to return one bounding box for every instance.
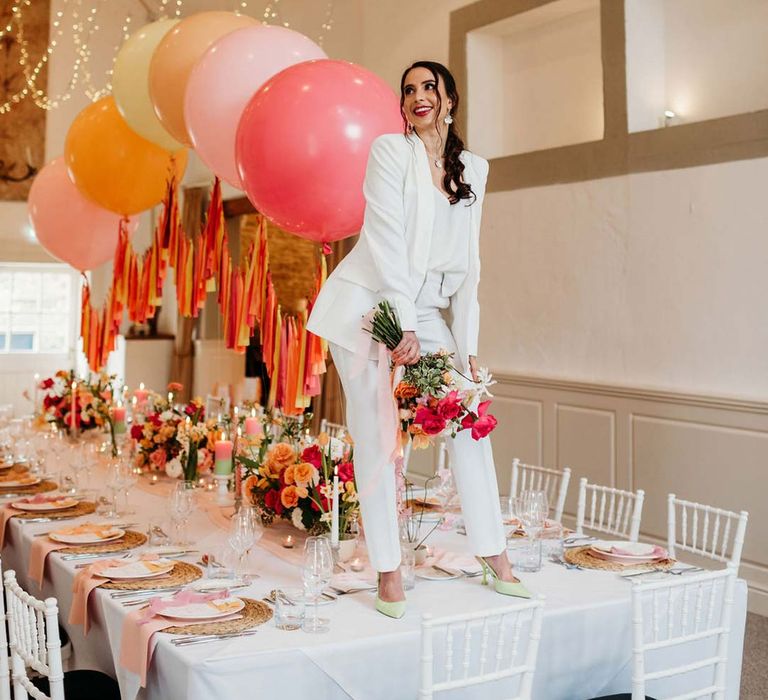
[171,630,258,647]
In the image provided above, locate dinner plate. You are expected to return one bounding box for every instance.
[11,497,79,512]
[49,526,125,545]
[0,476,41,489]
[416,566,462,581]
[589,540,667,564]
[97,559,175,580]
[158,597,245,620]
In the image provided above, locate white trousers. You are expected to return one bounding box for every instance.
[329,275,506,571]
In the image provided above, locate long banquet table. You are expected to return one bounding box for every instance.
[0,463,747,700]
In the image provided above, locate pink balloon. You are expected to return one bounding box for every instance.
[235,59,403,243]
[185,25,326,189]
[28,158,138,271]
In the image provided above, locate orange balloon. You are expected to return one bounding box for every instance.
[65,97,188,216]
[148,11,259,146]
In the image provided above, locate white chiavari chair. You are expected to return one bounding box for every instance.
[3,569,120,700]
[318,419,348,440]
[591,567,738,700]
[576,478,645,542]
[510,459,572,522]
[0,563,10,700]
[419,599,545,700]
[667,495,749,569]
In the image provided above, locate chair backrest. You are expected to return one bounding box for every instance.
[0,562,11,700]
[3,569,65,700]
[667,494,749,568]
[575,478,645,541]
[419,599,545,700]
[630,567,737,700]
[510,459,572,522]
[318,419,348,440]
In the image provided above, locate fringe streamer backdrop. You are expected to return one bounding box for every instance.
[80,177,328,414]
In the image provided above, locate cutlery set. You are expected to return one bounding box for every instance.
[170,630,259,647]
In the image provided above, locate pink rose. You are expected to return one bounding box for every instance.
[130,424,144,440]
[415,406,446,436]
[301,444,322,469]
[338,461,354,483]
[436,390,462,421]
[467,401,498,440]
[149,449,167,470]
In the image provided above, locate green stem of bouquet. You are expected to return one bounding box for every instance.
[107,417,118,458]
[184,440,199,481]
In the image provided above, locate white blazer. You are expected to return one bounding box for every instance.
[307,132,489,373]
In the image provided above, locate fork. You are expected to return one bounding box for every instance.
[171,630,258,647]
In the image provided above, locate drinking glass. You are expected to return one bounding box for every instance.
[104,460,127,518]
[302,536,333,633]
[169,481,196,545]
[228,507,261,583]
[510,491,549,573]
[274,587,305,630]
[120,459,138,515]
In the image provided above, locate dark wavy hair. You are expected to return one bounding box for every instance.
[399,60,475,205]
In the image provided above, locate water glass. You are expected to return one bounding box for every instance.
[302,536,333,634]
[228,506,262,583]
[399,542,416,591]
[507,536,542,572]
[541,522,565,563]
[204,544,236,581]
[169,481,196,545]
[147,519,171,547]
[274,588,305,631]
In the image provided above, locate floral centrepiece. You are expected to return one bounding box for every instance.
[130,390,216,480]
[238,425,358,536]
[39,370,114,434]
[367,300,498,449]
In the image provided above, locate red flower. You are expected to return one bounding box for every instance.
[301,444,322,469]
[338,461,354,483]
[40,378,54,390]
[130,424,144,440]
[264,489,283,515]
[436,390,462,421]
[415,406,446,436]
[469,401,497,440]
[149,413,162,427]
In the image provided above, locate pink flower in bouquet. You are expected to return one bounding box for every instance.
[338,461,354,483]
[149,449,167,470]
[461,401,498,440]
[436,390,462,421]
[130,424,144,440]
[300,444,322,469]
[415,406,446,436]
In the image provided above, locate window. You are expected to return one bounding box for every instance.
[0,264,79,354]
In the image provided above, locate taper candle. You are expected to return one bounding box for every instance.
[331,465,340,548]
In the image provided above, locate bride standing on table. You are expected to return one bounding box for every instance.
[307,60,529,618]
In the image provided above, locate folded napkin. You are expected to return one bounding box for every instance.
[17,494,62,504]
[120,591,237,687]
[69,558,127,634]
[54,523,117,539]
[138,590,231,623]
[0,504,19,548]
[28,537,70,588]
[593,541,664,557]
[329,572,376,593]
[423,550,483,575]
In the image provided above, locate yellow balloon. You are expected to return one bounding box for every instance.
[113,19,183,151]
[149,11,259,146]
[65,97,188,216]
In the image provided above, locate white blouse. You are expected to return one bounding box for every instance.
[427,187,471,296]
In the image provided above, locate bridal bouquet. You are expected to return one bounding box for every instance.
[366,300,498,449]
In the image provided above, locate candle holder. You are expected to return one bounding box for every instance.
[213,474,232,506]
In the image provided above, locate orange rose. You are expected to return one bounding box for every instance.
[317,432,330,447]
[394,381,419,400]
[243,475,259,506]
[283,465,295,485]
[265,443,296,477]
[280,485,299,509]
[293,462,316,486]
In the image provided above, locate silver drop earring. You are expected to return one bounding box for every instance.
[444,113,453,125]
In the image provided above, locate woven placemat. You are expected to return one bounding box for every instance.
[0,480,57,496]
[14,501,96,520]
[60,529,147,555]
[162,598,272,635]
[565,546,676,572]
[100,561,203,590]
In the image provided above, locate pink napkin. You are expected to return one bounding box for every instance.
[0,504,19,548]
[68,558,126,634]
[611,544,667,558]
[423,549,483,574]
[120,591,235,687]
[16,494,61,505]
[28,538,70,587]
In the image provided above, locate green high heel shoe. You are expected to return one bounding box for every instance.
[475,557,532,599]
[375,573,406,619]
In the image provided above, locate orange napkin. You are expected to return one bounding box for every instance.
[68,558,126,634]
[119,605,241,687]
[0,504,20,548]
[28,538,70,588]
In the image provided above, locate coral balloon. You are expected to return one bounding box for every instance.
[149,11,259,146]
[236,60,402,242]
[112,19,183,151]
[28,159,138,271]
[65,97,188,216]
[185,25,326,189]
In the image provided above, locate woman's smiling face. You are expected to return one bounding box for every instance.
[401,66,452,131]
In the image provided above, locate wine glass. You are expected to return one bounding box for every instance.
[104,459,128,518]
[120,459,138,514]
[228,507,261,583]
[302,536,333,634]
[519,490,549,537]
[169,481,196,545]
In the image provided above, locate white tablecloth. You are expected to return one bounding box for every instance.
[0,468,746,700]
